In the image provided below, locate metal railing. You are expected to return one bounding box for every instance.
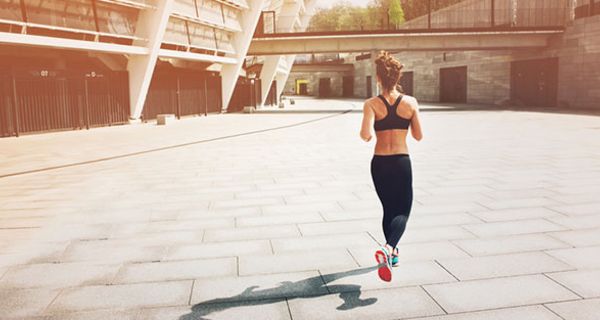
[255,0,576,37]
[0,70,130,137]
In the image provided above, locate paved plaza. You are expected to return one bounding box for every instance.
[1,100,600,319]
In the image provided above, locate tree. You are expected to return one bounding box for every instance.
[388,0,405,29]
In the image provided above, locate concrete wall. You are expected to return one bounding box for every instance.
[351,14,600,109]
[284,67,353,97]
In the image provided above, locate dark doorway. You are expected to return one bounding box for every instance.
[399,71,414,96]
[265,81,277,106]
[440,66,467,103]
[366,76,372,98]
[343,76,354,97]
[296,80,308,96]
[511,58,558,108]
[319,78,332,98]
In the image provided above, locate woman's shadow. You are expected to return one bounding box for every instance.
[179,266,379,320]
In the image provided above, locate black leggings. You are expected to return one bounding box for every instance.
[371,154,413,249]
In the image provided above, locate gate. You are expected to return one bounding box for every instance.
[440,66,467,103]
[143,69,222,120]
[228,77,262,112]
[319,78,332,98]
[511,58,558,108]
[343,76,354,97]
[0,70,129,137]
[399,71,414,96]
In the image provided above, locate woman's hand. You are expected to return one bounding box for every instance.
[360,101,375,142]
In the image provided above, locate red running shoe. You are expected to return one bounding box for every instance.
[375,248,392,282]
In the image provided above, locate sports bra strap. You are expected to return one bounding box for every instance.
[377,95,403,110]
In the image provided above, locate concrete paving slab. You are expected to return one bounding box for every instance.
[437,252,574,281]
[0,288,60,318]
[165,240,272,261]
[203,225,300,242]
[470,207,563,222]
[548,228,600,247]
[546,298,600,320]
[0,262,120,289]
[547,214,600,229]
[43,309,139,320]
[60,242,167,264]
[191,271,327,304]
[298,219,380,236]
[424,274,580,313]
[549,203,600,216]
[47,281,192,313]
[547,269,600,298]
[239,249,357,276]
[406,305,562,320]
[349,242,469,266]
[235,212,323,227]
[2,107,600,318]
[398,226,476,244]
[546,246,600,269]
[321,261,456,292]
[453,234,571,256]
[462,219,566,237]
[287,286,444,320]
[176,299,292,320]
[114,258,237,284]
[271,233,376,253]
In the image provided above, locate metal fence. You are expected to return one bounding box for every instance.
[227,77,262,112]
[142,69,223,121]
[257,0,576,36]
[0,70,129,137]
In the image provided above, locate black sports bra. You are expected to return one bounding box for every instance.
[374,95,411,131]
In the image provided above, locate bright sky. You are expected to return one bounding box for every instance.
[316,0,371,8]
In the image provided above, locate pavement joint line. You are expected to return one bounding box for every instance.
[420,285,449,315]
[41,287,63,316]
[541,272,586,300]
[346,247,362,267]
[448,239,474,258]
[285,297,294,320]
[542,302,569,320]
[540,232,576,249]
[188,279,196,306]
[269,239,275,254]
[0,110,352,179]
[366,230,383,246]
[433,259,461,282]
[317,269,334,295]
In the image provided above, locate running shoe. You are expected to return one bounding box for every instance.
[374,247,392,282]
[391,254,399,267]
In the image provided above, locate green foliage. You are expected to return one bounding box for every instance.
[388,0,405,28]
[307,0,464,31]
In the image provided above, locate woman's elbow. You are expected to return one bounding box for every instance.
[413,133,423,141]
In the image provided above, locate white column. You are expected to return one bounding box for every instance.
[259,56,281,106]
[259,0,317,106]
[370,50,380,97]
[221,0,268,112]
[127,0,173,121]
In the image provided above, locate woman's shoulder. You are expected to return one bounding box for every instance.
[401,95,419,109]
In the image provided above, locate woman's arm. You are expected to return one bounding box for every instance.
[360,101,375,142]
[409,97,423,141]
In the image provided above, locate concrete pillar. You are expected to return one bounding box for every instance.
[221,0,268,112]
[370,50,380,97]
[259,0,319,106]
[126,0,174,121]
[259,56,281,106]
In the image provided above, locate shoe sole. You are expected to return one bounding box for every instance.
[375,250,392,282]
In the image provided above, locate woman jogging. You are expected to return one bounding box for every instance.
[360,51,423,282]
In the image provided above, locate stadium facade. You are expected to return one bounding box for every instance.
[0,0,316,137]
